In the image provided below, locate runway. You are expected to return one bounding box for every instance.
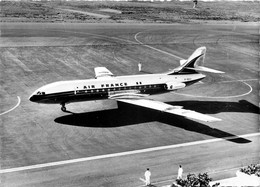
[0,22,259,187]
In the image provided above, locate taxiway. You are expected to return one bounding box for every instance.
[0,22,259,187]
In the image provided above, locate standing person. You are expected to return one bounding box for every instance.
[138,62,142,72]
[144,168,151,186]
[193,0,198,8]
[177,165,183,179]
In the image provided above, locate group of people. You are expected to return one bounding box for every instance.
[144,165,183,186]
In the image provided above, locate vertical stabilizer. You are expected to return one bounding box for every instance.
[168,47,224,74]
[186,46,206,67]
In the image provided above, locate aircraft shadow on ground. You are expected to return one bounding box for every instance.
[166,100,260,115]
[54,100,259,144]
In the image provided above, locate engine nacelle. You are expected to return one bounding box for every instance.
[165,82,186,90]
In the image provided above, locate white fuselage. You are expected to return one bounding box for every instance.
[29,73,205,105]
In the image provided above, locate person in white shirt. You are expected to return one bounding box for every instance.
[193,0,198,8]
[144,168,151,186]
[177,165,183,179]
[138,62,142,72]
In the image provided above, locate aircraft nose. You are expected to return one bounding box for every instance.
[29,94,37,102]
[29,90,40,102]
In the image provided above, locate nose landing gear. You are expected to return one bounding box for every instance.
[61,103,66,112]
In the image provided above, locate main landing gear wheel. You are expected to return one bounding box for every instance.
[61,103,66,112]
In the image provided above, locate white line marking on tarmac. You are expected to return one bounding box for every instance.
[173,80,253,99]
[134,31,257,99]
[0,96,21,116]
[220,78,258,83]
[1,132,259,174]
[134,32,183,60]
[134,31,255,99]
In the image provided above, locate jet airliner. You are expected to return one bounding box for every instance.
[29,47,224,122]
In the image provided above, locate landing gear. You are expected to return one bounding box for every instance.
[61,103,66,112]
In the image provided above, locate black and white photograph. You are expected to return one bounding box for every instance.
[0,0,259,186]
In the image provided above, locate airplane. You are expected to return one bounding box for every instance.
[29,46,224,122]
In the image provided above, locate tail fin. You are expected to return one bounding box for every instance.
[168,47,224,74]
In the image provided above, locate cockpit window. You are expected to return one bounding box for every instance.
[37,91,45,95]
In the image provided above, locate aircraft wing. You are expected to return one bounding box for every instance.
[94,67,114,79]
[116,99,221,122]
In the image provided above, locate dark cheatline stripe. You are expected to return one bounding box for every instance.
[31,84,166,104]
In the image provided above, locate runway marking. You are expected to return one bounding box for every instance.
[49,29,184,66]
[0,96,21,116]
[134,31,183,60]
[173,79,254,99]
[1,132,259,174]
[134,31,255,99]
[220,78,258,83]
[134,30,255,98]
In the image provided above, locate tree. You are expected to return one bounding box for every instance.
[175,173,220,187]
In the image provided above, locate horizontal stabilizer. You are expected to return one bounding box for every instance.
[185,66,224,74]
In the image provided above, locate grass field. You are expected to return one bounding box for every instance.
[0,1,259,23]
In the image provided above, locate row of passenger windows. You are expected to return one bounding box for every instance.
[83,82,142,89]
[76,84,159,93]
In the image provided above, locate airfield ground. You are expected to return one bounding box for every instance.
[1,1,259,23]
[0,22,259,186]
